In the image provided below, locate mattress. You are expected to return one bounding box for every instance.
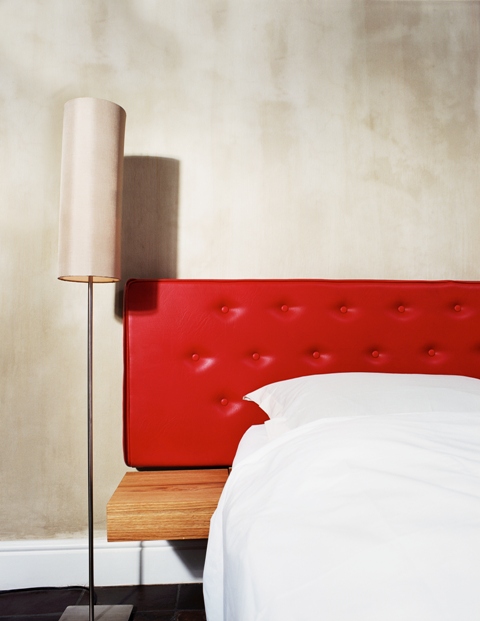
[204,407,480,620]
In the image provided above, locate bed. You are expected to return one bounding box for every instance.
[122,278,480,621]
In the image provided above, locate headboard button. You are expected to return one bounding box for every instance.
[220,398,229,406]
[191,353,200,361]
[397,305,405,313]
[252,352,260,360]
[428,349,436,357]
[312,351,320,359]
[371,350,379,358]
[454,304,461,312]
[281,304,289,312]
[221,305,229,314]
[340,306,347,314]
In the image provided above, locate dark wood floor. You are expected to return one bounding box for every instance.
[0,584,206,621]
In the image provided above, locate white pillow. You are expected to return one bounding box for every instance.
[244,372,480,430]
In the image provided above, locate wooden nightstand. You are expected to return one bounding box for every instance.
[106,469,229,541]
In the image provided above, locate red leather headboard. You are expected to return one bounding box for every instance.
[123,279,480,469]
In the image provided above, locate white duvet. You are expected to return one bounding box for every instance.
[203,412,480,621]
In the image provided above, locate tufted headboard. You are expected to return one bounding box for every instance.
[123,279,480,469]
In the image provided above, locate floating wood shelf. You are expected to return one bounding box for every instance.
[106,469,229,541]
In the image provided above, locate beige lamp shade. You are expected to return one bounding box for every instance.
[58,97,126,282]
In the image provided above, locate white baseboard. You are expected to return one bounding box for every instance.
[0,538,207,590]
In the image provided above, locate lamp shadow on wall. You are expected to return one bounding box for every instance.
[115,156,180,318]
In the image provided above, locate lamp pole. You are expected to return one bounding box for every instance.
[87,276,94,621]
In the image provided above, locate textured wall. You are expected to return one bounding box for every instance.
[0,0,479,540]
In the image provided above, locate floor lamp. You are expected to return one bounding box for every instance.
[57,98,132,621]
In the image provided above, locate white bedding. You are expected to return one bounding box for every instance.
[230,423,269,467]
[204,412,480,621]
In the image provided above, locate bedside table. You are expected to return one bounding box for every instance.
[107,469,229,541]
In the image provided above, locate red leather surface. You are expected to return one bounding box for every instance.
[123,279,480,468]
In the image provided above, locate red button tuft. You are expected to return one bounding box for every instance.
[340,306,347,314]
[312,351,320,359]
[191,353,199,361]
[281,304,289,312]
[397,305,405,313]
[428,349,436,357]
[454,304,461,312]
[371,350,379,358]
[220,398,228,406]
[252,352,260,360]
[221,306,229,313]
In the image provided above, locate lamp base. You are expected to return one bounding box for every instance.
[59,605,133,621]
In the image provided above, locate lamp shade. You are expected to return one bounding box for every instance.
[58,97,126,282]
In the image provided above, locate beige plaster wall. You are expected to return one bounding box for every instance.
[0,0,479,540]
